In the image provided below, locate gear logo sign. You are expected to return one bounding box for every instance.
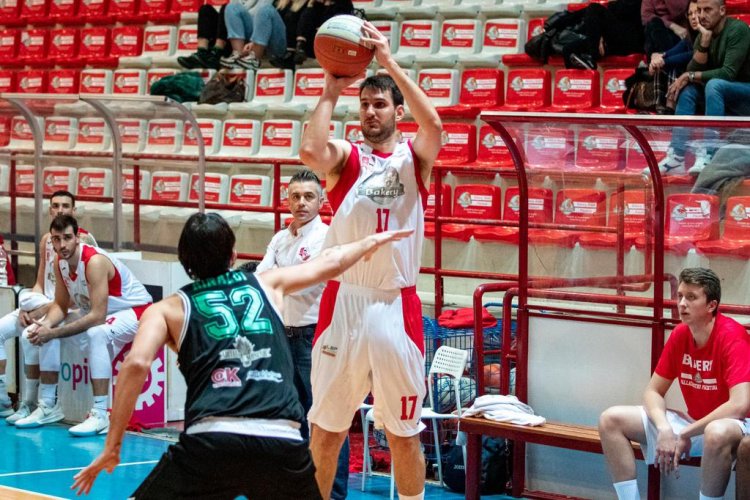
[112,343,166,412]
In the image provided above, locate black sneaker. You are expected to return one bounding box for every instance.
[201,47,222,70]
[178,48,210,69]
[270,51,296,70]
[568,53,596,70]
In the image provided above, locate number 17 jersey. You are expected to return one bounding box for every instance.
[324,141,428,290]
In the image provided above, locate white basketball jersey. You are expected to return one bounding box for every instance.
[44,228,97,299]
[57,243,152,314]
[324,141,427,289]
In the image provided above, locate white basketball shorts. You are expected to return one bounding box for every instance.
[308,281,426,437]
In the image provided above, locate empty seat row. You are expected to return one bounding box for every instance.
[426,185,722,255]
[0,24,197,68]
[0,0,198,27]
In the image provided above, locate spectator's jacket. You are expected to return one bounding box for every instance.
[688,17,750,83]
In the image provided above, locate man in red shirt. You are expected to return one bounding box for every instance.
[599,267,750,500]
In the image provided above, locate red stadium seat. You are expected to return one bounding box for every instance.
[636,193,719,253]
[578,190,647,249]
[44,0,80,23]
[44,116,78,150]
[436,68,504,119]
[591,68,631,113]
[497,69,551,111]
[573,127,625,171]
[727,0,750,13]
[17,29,50,66]
[525,126,574,171]
[0,0,21,25]
[397,121,419,143]
[43,167,77,194]
[435,122,477,166]
[474,186,553,244]
[546,69,599,112]
[111,25,144,57]
[530,189,607,247]
[139,0,179,23]
[48,68,80,94]
[77,0,112,24]
[0,70,17,92]
[344,121,364,145]
[624,130,672,173]
[79,27,117,67]
[79,68,113,94]
[48,28,81,66]
[107,0,138,20]
[20,0,50,23]
[417,69,460,108]
[443,184,502,241]
[696,196,750,258]
[0,30,20,65]
[17,69,48,93]
[466,124,515,170]
[0,116,11,147]
[113,68,146,95]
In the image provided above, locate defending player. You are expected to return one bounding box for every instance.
[26,214,152,436]
[71,212,411,498]
[299,21,443,500]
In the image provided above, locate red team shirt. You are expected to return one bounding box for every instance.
[655,313,750,420]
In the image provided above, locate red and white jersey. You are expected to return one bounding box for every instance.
[324,141,428,289]
[57,243,152,314]
[44,228,97,299]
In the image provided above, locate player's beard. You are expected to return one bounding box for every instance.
[362,116,396,144]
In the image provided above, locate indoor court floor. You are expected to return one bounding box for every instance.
[0,423,515,499]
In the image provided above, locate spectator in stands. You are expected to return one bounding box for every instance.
[297,0,356,65]
[599,267,750,500]
[658,0,750,176]
[648,0,700,76]
[642,0,693,56]
[177,4,230,70]
[550,0,644,70]
[220,0,300,70]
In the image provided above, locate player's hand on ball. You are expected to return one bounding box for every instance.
[323,70,364,94]
[361,21,391,65]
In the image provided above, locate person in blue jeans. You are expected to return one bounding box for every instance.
[221,0,291,70]
[256,169,350,499]
[656,0,750,176]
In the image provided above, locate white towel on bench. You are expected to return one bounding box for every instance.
[462,395,546,426]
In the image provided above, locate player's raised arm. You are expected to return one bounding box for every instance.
[299,71,357,179]
[361,21,442,182]
[259,229,413,309]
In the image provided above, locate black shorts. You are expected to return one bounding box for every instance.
[132,432,322,500]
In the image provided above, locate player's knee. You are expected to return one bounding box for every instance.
[39,339,61,372]
[20,332,40,365]
[703,419,741,452]
[599,406,629,435]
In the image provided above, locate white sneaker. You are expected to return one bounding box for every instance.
[645,148,685,176]
[69,408,109,437]
[6,401,34,425]
[688,147,712,175]
[14,400,64,428]
[0,399,12,418]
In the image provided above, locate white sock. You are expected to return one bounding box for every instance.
[39,383,57,407]
[614,479,640,500]
[699,493,723,500]
[93,395,108,411]
[24,378,39,405]
[398,491,425,500]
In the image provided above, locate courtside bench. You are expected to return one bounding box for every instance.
[460,416,701,499]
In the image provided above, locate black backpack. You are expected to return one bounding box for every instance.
[198,70,247,105]
[442,436,512,494]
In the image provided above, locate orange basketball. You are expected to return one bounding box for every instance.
[314,15,374,77]
[483,363,501,389]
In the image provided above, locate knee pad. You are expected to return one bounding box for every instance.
[85,325,113,380]
[20,329,40,365]
[39,339,60,372]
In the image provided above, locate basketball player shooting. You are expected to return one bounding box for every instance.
[299,21,443,500]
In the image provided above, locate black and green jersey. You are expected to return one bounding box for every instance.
[176,270,304,428]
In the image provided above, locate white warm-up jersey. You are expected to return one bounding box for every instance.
[57,244,152,314]
[44,229,97,299]
[324,141,428,289]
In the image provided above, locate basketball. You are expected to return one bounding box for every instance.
[434,375,476,413]
[483,363,501,391]
[314,15,374,77]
